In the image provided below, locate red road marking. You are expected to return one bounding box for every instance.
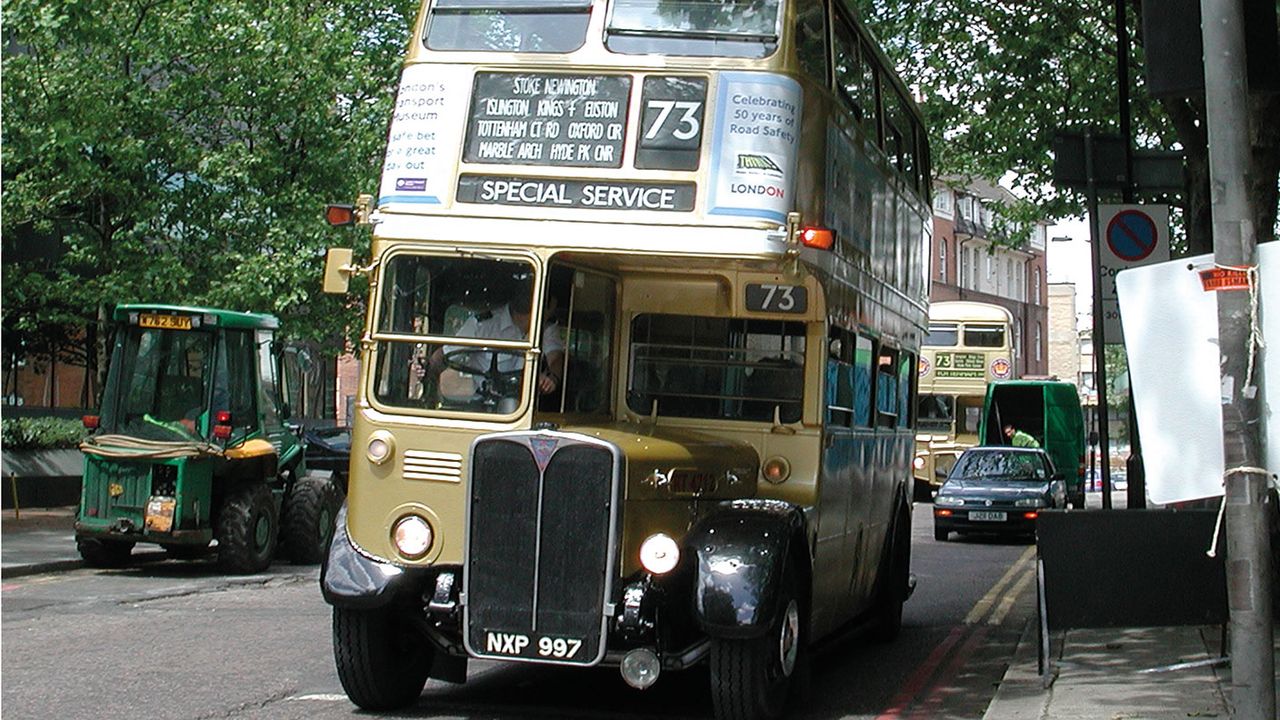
[874,623,970,720]
[906,624,992,719]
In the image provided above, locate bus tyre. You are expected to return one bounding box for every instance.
[77,538,135,568]
[216,482,278,574]
[709,570,800,720]
[333,606,433,711]
[281,474,344,565]
[870,507,911,643]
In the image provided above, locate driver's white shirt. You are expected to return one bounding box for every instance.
[449,304,563,374]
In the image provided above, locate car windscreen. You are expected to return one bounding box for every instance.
[951,451,1047,480]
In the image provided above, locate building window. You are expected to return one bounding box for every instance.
[1033,267,1042,303]
[939,239,947,281]
[1035,322,1043,363]
[933,189,952,215]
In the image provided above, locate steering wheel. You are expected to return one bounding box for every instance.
[441,347,524,402]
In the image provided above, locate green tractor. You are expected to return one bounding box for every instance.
[76,305,344,573]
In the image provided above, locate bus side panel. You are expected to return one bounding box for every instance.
[811,427,863,638]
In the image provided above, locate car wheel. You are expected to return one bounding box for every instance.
[77,538,135,568]
[216,482,278,574]
[333,606,434,711]
[934,527,948,542]
[709,565,800,720]
[281,473,344,565]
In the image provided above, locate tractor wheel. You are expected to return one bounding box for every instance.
[281,473,345,565]
[216,482,278,574]
[333,606,434,711]
[77,538,135,568]
[709,566,801,720]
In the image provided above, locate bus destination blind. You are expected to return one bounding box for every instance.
[465,73,631,168]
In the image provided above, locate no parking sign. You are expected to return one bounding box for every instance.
[1097,205,1170,301]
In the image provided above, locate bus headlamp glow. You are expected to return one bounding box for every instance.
[639,533,680,574]
[392,515,433,559]
[366,430,395,465]
[762,456,791,484]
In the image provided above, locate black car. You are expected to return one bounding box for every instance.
[933,447,1066,541]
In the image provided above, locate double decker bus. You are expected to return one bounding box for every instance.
[320,0,931,716]
[913,301,1015,499]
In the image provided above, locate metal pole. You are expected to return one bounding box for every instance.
[1085,131,1113,509]
[1199,0,1275,717]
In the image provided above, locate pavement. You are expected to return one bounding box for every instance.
[3,505,1276,718]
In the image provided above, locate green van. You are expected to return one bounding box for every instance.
[978,380,1087,508]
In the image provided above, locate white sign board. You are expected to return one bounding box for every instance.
[1116,243,1279,505]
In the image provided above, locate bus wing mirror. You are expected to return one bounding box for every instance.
[323,248,354,294]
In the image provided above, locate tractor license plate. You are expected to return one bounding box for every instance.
[138,313,192,330]
[969,510,1007,522]
[144,496,176,532]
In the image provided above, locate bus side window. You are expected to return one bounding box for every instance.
[853,334,874,428]
[795,0,829,84]
[876,345,899,428]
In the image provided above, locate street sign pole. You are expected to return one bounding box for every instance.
[1084,131,1113,509]
[1200,0,1275,716]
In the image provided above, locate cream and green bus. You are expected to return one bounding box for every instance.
[913,301,1016,499]
[320,0,931,717]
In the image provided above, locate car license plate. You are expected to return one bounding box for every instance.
[139,313,192,330]
[969,510,1007,522]
[144,496,177,532]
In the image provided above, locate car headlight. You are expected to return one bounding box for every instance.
[935,496,964,507]
[392,515,433,559]
[639,533,680,574]
[1015,498,1048,508]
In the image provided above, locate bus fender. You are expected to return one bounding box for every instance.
[688,499,806,639]
[321,504,413,609]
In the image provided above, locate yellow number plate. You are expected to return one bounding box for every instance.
[144,496,177,533]
[138,313,192,330]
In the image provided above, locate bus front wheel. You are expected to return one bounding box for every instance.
[333,606,433,711]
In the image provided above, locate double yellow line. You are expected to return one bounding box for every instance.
[964,545,1037,626]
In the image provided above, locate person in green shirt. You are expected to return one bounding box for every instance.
[1004,424,1040,448]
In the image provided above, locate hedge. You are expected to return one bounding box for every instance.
[1,416,87,451]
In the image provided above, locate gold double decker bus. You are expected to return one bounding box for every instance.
[320,0,931,716]
[913,301,1016,499]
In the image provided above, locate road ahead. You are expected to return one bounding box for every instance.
[1,503,1035,720]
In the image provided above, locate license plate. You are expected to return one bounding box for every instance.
[139,313,192,330]
[481,631,584,662]
[144,496,176,532]
[969,510,1007,522]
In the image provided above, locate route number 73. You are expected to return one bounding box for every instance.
[746,284,809,314]
[644,100,703,141]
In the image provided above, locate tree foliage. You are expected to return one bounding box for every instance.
[856,0,1280,254]
[2,0,417,392]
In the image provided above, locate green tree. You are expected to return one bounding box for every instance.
[855,0,1280,254]
[2,0,416,400]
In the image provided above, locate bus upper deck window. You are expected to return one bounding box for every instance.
[605,0,781,58]
[426,0,592,53]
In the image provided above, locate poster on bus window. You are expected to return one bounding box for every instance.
[378,64,471,208]
[707,72,802,225]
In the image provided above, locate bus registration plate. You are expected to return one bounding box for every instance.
[969,510,1007,522]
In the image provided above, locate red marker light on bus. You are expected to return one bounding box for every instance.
[800,227,835,251]
[325,204,356,227]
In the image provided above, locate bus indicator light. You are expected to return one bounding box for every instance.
[800,227,834,250]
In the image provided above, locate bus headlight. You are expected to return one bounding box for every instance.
[639,533,680,575]
[367,430,395,465]
[392,515,433,559]
[913,456,926,470]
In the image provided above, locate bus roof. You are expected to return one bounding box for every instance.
[112,304,280,330]
[928,301,1015,324]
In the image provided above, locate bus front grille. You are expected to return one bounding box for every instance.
[464,433,619,666]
